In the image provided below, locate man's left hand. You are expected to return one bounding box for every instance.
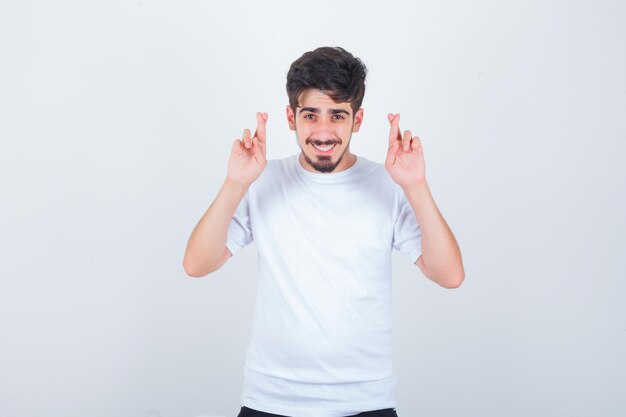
[385,113,426,188]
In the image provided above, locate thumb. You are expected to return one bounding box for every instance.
[231,139,244,155]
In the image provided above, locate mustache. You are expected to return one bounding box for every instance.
[306,138,342,146]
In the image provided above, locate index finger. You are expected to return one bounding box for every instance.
[253,112,268,143]
[387,113,401,146]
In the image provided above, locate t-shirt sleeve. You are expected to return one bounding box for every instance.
[392,187,423,263]
[225,191,254,256]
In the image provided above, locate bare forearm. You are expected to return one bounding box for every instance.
[183,179,248,276]
[403,181,464,286]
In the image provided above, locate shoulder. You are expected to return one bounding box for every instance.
[262,155,298,179]
[355,155,405,202]
[266,154,298,171]
[249,154,298,192]
[356,156,395,185]
[357,155,384,173]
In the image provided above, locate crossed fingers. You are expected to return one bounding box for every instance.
[387,113,420,153]
[242,112,268,149]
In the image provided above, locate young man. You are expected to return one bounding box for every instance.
[183,47,464,417]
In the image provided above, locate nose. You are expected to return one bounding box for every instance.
[312,118,335,139]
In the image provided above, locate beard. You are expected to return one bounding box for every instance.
[302,151,346,173]
[299,136,351,173]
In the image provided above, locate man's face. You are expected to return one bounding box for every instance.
[286,89,363,173]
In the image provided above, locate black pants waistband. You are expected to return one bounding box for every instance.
[237,406,398,417]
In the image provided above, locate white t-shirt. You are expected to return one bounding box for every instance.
[226,154,422,417]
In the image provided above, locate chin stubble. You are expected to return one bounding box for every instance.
[298,133,351,173]
[303,151,345,173]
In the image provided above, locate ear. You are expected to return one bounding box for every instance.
[352,108,364,133]
[286,105,296,131]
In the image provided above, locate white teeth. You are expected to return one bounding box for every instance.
[313,144,335,152]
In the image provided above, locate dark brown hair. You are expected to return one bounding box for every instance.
[286,46,367,115]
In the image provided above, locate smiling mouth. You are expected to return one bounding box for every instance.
[312,143,336,152]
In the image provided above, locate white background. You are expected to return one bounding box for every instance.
[1,1,625,416]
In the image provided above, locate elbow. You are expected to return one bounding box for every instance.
[440,270,465,289]
[183,264,207,278]
[182,258,214,278]
[184,267,209,278]
[422,261,465,289]
[183,247,231,278]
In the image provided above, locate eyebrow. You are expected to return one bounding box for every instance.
[299,107,351,116]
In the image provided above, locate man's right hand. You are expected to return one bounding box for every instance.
[227,112,268,187]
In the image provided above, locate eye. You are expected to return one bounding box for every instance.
[332,114,346,120]
[303,113,316,120]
